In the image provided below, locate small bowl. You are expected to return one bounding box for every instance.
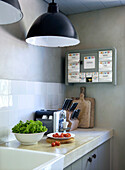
[13,132,46,145]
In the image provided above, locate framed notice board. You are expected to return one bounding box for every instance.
[65,47,117,85]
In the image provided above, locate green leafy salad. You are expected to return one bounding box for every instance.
[12,120,47,134]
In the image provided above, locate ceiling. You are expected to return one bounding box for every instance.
[44,0,125,15]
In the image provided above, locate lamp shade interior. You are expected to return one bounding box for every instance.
[0,0,23,25]
[26,36,80,47]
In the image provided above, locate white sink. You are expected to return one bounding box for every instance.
[0,147,64,170]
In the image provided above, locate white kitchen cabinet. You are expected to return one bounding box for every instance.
[81,149,98,170]
[72,158,82,170]
[97,140,110,170]
[64,166,72,170]
[64,140,110,170]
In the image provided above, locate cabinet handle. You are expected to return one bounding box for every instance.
[92,154,96,159]
[88,157,92,162]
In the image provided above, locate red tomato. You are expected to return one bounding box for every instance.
[67,133,71,137]
[55,141,61,146]
[52,132,72,138]
[64,133,68,137]
[51,142,56,147]
[63,133,71,137]
[55,141,58,145]
[56,141,61,146]
[59,133,64,137]
[53,133,60,138]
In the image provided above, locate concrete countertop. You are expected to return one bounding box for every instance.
[0,128,113,168]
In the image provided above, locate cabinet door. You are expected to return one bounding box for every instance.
[64,165,72,170]
[72,158,82,170]
[97,141,110,170]
[64,159,82,170]
[82,153,91,170]
[64,140,110,170]
[82,149,97,170]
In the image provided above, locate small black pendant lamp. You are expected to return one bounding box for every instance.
[0,0,23,25]
[26,0,80,47]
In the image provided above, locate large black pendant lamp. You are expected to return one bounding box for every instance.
[26,0,80,47]
[0,0,23,25]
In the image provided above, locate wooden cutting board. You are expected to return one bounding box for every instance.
[72,94,91,128]
[86,97,95,128]
[72,87,95,128]
[46,137,75,144]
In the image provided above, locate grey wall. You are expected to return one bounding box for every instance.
[0,0,65,83]
[66,6,125,170]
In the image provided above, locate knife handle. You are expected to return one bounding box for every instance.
[69,103,78,111]
[62,99,73,110]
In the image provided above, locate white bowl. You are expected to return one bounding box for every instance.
[14,132,46,145]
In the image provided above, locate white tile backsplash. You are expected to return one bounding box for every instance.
[0,111,9,127]
[9,110,19,127]
[10,80,26,95]
[26,81,35,95]
[34,82,46,95]
[0,80,10,95]
[0,79,66,143]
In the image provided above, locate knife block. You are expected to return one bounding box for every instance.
[66,111,79,131]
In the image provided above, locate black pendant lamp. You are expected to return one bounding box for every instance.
[0,0,23,25]
[26,0,80,47]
